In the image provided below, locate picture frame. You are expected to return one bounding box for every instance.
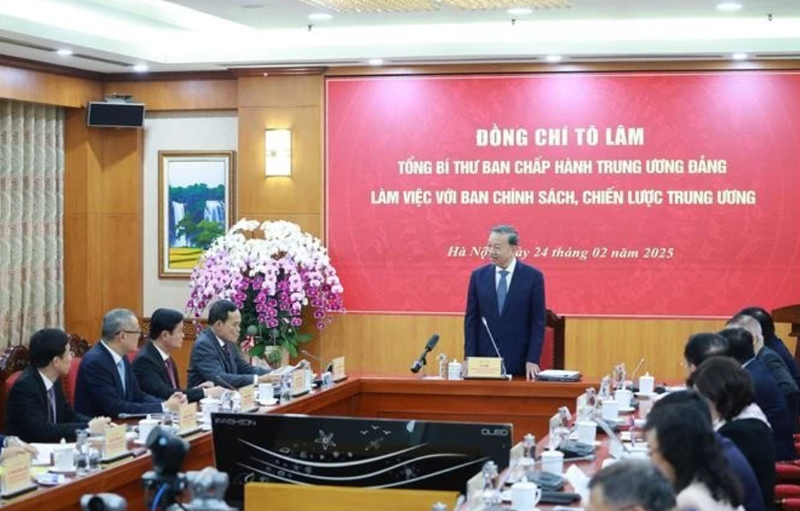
[158,150,236,279]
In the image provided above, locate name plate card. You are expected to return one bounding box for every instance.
[103,424,127,459]
[466,357,503,379]
[291,370,308,396]
[1,453,32,496]
[509,441,525,467]
[332,356,346,382]
[178,403,198,433]
[239,384,256,412]
[466,471,485,511]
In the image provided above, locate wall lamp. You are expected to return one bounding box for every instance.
[265,128,292,177]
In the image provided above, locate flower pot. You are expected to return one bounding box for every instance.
[262,345,290,368]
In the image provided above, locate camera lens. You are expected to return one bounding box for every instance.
[87,496,107,511]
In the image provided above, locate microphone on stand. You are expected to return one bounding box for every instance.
[410,334,440,374]
[301,350,330,374]
[630,357,646,381]
[481,317,509,379]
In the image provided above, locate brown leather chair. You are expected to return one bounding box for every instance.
[539,309,565,370]
[0,345,31,430]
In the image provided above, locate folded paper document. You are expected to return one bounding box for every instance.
[536,370,581,382]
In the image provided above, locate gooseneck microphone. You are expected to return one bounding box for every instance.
[481,317,508,377]
[410,334,440,373]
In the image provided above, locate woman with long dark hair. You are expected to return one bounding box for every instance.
[645,395,744,511]
[690,356,776,510]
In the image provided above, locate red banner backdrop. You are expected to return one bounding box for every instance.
[325,73,800,317]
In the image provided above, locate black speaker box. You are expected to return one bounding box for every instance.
[86,102,145,128]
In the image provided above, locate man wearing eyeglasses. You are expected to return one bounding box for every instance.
[75,308,185,419]
[6,328,111,442]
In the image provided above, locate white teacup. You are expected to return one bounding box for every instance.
[53,445,75,472]
[541,449,564,475]
[602,399,620,421]
[511,480,542,510]
[200,398,221,424]
[138,418,160,443]
[257,383,273,402]
[639,375,655,395]
[577,420,597,445]
[614,389,633,409]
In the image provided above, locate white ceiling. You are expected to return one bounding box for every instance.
[1,0,800,74]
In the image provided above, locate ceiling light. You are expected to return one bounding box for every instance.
[507,7,532,15]
[716,2,742,11]
[545,55,563,63]
[308,13,333,21]
[132,64,149,72]
[368,58,384,66]
[731,52,748,60]
[56,49,73,56]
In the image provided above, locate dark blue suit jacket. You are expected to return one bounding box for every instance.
[745,358,796,461]
[187,329,269,389]
[74,342,162,418]
[464,261,546,376]
[767,334,800,389]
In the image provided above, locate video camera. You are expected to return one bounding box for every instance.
[81,427,235,511]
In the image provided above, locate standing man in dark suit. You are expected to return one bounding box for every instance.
[187,300,274,389]
[134,308,224,403]
[74,309,184,419]
[464,225,546,380]
[6,328,110,442]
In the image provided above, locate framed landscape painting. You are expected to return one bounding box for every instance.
[158,151,236,279]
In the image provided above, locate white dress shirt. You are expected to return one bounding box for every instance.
[494,257,517,290]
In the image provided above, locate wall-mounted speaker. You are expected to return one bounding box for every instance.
[86,102,145,128]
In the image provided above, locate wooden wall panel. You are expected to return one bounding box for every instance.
[64,108,143,340]
[318,314,797,381]
[238,75,322,108]
[100,214,142,313]
[237,105,322,216]
[0,65,101,107]
[101,129,142,214]
[318,315,464,376]
[102,80,237,111]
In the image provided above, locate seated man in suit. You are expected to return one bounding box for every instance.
[683,332,729,377]
[739,306,800,389]
[0,434,38,462]
[727,314,799,427]
[718,327,796,461]
[133,308,224,403]
[75,308,184,419]
[6,328,110,442]
[187,299,274,389]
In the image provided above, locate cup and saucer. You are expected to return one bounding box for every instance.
[37,473,67,486]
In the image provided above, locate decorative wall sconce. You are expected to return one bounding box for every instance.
[265,128,292,176]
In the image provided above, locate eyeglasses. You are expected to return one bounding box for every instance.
[119,329,142,336]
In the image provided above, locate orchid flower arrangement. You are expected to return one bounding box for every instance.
[186,219,344,364]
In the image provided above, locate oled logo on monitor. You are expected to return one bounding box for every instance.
[215,418,257,427]
[481,428,510,437]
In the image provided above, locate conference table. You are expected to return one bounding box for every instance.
[0,375,589,510]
